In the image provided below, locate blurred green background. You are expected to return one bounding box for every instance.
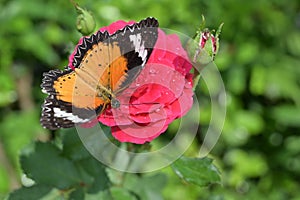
[0,0,300,199]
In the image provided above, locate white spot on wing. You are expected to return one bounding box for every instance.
[53,107,90,123]
[41,88,48,94]
[129,33,148,65]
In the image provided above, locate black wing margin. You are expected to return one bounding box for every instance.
[70,17,159,72]
[110,17,159,94]
[40,69,100,130]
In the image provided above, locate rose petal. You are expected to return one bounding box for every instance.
[76,19,195,144]
[111,125,167,144]
[112,120,169,144]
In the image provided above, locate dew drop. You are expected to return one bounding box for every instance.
[186,81,193,88]
[149,68,157,75]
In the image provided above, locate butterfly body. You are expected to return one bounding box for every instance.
[40,17,159,130]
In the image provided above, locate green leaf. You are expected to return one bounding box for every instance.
[78,157,110,193]
[20,142,81,189]
[86,188,136,200]
[171,156,221,187]
[141,174,167,193]
[69,188,85,200]
[106,168,124,186]
[110,187,137,200]
[85,190,112,200]
[8,185,51,200]
[123,173,167,200]
[61,128,91,161]
[74,163,94,190]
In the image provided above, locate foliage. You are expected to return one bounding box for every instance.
[0,0,300,199]
[172,157,221,187]
[8,130,219,199]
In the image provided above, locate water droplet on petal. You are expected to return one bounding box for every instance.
[186,81,193,88]
[149,68,157,74]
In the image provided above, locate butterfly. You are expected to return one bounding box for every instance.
[40,17,159,130]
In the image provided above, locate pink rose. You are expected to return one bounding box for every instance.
[69,20,194,144]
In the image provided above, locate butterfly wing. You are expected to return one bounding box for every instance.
[40,17,159,130]
[71,17,159,94]
[109,17,159,94]
[40,69,106,130]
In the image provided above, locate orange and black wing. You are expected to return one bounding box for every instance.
[40,17,158,130]
[40,69,107,130]
[70,17,159,94]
